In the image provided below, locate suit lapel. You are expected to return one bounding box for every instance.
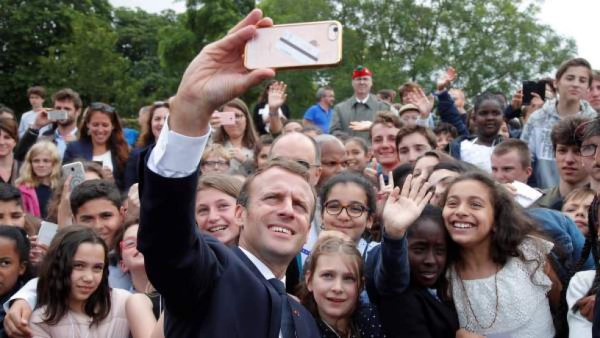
[233,247,282,338]
[423,289,459,329]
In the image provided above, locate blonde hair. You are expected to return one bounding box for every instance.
[201,143,231,163]
[16,141,61,189]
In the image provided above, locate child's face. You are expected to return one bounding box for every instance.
[562,195,595,235]
[344,141,370,172]
[0,237,25,297]
[321,182,372,243]
[69,242,105,311]
[31,152,54,179]
[436,132,453,151]
[442,180,494,249]
[195,188,240,246]
[306,253,359,326]
[201,155,230,174]
[74,199,124,249]
[119,225,144,273]
[0,201,25,228]
[556,66,590,102]
[408,219,447,287]
[473,100,503,138]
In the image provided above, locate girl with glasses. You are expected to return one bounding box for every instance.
[63,102,130,191]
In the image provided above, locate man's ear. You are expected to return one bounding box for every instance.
[235,204,246,230]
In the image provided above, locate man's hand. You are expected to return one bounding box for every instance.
[169,9,276,137]
[382,174,432,239]
[32,108,51,130]
[348,120,372,131]
[4,299,32,338]
[511,89,523,111]
[268,81,287,114]
[436,67,457,92]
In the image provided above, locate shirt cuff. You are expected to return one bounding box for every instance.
[148,117,211,178]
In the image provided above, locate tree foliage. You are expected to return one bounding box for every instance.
[0,0,577,120]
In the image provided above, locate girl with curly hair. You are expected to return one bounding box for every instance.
[441,172,561,337]
[29,226,130,337]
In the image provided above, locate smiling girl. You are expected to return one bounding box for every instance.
[16,141,61,219]
[441,172,560,337]
[29,226,130,337]
[299,235,383,338]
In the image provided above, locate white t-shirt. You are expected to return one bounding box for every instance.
[93,150,113,171]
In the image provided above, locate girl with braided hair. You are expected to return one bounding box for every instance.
[566,194,600,338]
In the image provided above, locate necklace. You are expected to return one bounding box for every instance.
[457,266,499,330]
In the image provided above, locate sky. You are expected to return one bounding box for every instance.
[109,0,600,68]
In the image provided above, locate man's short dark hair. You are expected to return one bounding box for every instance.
[395,125,437,149]
[27,86,46,99]
[369,111,403,140]
[433,122,458,138]
[492,139,532,169]
[377,89,396,101]
[52,88,82,110]
[70,180,122,216]
[237,159,317,221]
[551,116,590,151]
[581,118,600,142]
[0,183,22,206]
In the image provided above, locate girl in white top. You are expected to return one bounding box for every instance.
[29,226,130,338]
[441,172,560,338]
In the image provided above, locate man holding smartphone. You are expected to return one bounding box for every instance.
[14,88,82,161]
[329,66,390,141]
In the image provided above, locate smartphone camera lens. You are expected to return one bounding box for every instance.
[328,24,339,41]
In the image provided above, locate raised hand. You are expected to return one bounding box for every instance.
[511,89,523,111]
[382,174,432,239]
[407,89,434,118]
[32,108,51,130]
[436,67,457,91]
[268,81,287,113]
[169,9,276,137]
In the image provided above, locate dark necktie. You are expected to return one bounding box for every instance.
[268,278,296,338]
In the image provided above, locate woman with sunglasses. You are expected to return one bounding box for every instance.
[63,102,130,191]
[124,101,169,191]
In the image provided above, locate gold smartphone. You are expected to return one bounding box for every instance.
[244,21,343,70]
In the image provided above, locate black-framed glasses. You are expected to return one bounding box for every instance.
[324,201,369,218]
[90,102,116,114]
[581,143,599,158]
[272,157,320,170]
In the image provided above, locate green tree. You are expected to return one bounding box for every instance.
[39,10,134,114]
[0,0,112,114]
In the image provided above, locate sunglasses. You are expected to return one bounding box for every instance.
[90,102,116,114]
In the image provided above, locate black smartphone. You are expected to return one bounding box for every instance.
[522,81,546,105]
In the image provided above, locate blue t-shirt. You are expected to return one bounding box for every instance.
[303,103,333,133]
[123,128,139,147]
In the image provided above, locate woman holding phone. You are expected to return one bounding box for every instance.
[63,102,130,191]
[211,98,259,174]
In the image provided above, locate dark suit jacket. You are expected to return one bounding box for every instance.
[379,285,459,338]
[138,159,320,338]
[123,145,146,191]
[63,139,125,190]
